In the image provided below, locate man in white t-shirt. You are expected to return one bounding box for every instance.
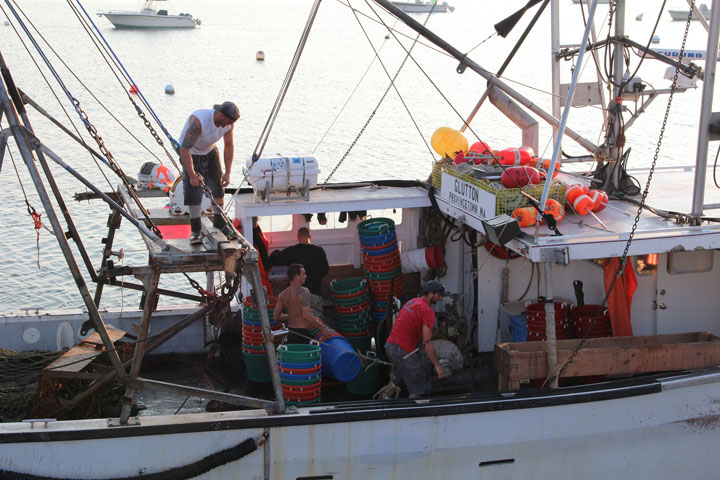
[178,101,239,244]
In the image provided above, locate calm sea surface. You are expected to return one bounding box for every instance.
[0,0,717,311]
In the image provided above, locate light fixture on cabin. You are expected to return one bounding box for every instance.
[480,214,521,247]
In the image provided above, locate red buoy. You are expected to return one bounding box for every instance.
[129,84,138,94]
[501,166,542,188]
[496,146,534,166]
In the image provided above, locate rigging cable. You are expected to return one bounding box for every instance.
[251,0,322,164]
[322,0,436,184]
[0,1,114,192]
[3,0,162,237]
[72,0,182,164]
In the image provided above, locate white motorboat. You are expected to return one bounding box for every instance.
[3,0,720,478]
[391,0,454,13]
[97,0,200,29]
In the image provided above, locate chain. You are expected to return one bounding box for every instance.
[322,0,432,185]
[71,97,163,237]
[549,1,693,385]
[131,100,181,171]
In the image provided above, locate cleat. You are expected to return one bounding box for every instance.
[189,231,203,245]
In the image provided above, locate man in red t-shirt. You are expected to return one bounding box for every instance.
[384,281,447,398]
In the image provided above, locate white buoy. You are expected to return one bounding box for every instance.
[256,50,265,61]
[164,84,175,94]
[3,20,9,26]
[652,35,660,44]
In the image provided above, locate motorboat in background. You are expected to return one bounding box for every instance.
[669,3,710,21]
[97,0,200,29]
[390,0,454,13]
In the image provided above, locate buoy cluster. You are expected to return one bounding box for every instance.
[565,184,608,215]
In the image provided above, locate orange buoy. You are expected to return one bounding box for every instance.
[587,189,609,212]
[512,206,538,227]
[501,166,542,188]
[129,84,138,94]
[565,184,593,215]
[544,198,565,222]
[496,147,534,166]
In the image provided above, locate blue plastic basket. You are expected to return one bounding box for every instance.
[318,336,361,382]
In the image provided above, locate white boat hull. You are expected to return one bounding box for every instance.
[391,1,454,13]
[98,12,198,29]
[1,372,719,478]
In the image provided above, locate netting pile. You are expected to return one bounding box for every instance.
[0,348,62,422]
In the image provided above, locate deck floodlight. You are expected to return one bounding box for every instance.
[481,214,521,247]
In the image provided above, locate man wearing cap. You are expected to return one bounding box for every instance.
[384,281,447,398]
[179,101,240,244]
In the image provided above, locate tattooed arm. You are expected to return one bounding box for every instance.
[299,288,331,340]
[180,116,203,187]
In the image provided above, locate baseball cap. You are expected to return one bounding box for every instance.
[213,101,240,121]
[422,280,445,294]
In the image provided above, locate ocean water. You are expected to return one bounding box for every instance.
[0,0,717,312]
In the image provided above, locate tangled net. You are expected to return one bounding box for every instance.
[0,348,62,422]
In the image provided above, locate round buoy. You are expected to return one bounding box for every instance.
[512,206,537,227]
[256,50,265,61]
[544,199,565,222]
[588,189,609,212]
[164,84,175,95]
[430,127,468,159]
[129,84,138,94]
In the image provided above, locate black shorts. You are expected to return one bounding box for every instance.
[183,147,223,205]
[287,327,313,344]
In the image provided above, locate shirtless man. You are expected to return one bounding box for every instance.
[274,263,332,343]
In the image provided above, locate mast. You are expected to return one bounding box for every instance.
[691,0,720,220]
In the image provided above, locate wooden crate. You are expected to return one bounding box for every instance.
[494,332,720,391]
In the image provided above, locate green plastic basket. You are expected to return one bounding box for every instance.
[431,162,565,215]
[244,351,271,382]
[330,277,368,295]
[357,218,395,236]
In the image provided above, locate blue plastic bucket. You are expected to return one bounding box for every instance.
[318,336,361,382]
[509,313,527,342]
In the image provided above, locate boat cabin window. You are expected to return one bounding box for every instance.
[366,208,402,226]
[307,212,351,231]
[258,215,292,233]
[634,254,658,275]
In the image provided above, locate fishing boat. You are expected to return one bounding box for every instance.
[391,0,454,13]
[669,3,710,21]
[3,0,720,478]
[97,0,200,29]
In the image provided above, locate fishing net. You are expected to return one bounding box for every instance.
[0,348,62,422]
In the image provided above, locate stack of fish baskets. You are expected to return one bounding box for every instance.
[357,218,405,325]
[570,305,611,338]
[242,296,281,382]
[330,277,373,354]
[277,344,322,405]
[525,302,569,341]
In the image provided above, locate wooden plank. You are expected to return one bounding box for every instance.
[44,325,127,374]
[495,332,720,385]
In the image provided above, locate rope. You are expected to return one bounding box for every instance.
[71,0,182,167]
[3,0,163,238]
[0,435,264,480]
[0,2,115,191]
[322,0,435,185]
[252,0,322,163]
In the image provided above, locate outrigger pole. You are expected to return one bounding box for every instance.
[0,50,127,379]
[369,0,598,154]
